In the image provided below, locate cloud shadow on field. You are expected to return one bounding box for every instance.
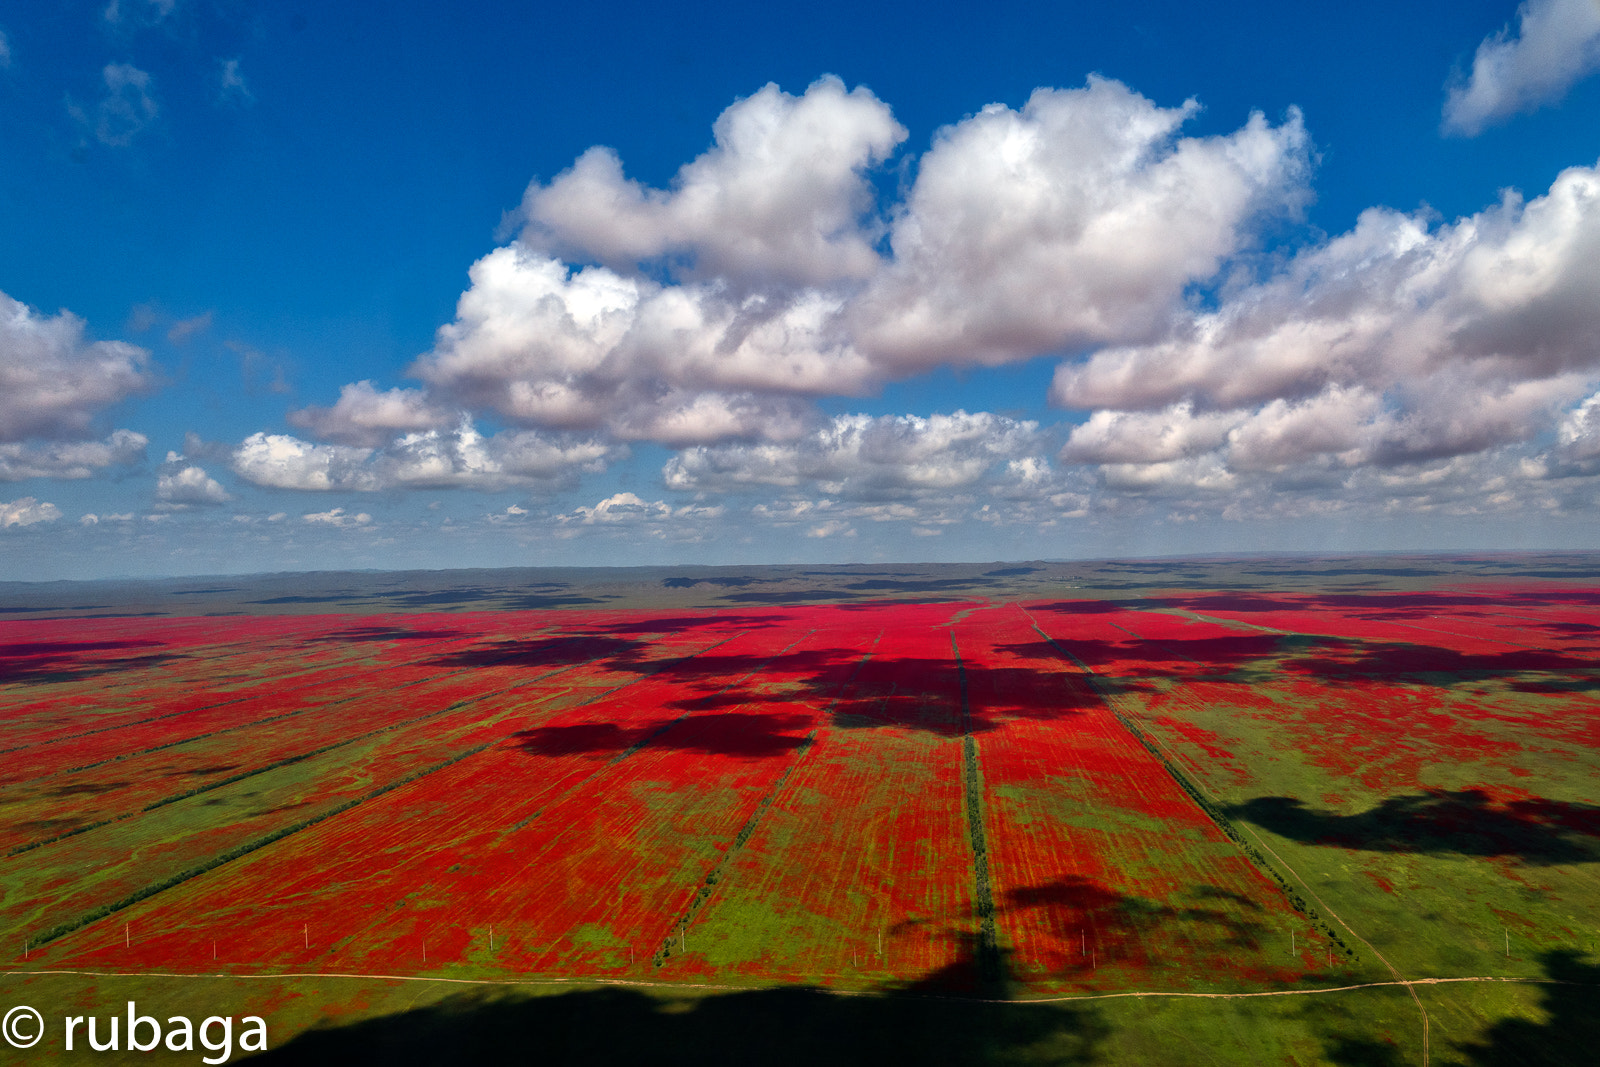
[1446,949,1600,1066]
[1245,567,1449,579]
[1022,604,1600,691]
[1319,1034,1409,1066]
[1279,641,1600,691]
[428,634,650,671]
[43,780,129,798]
[248,958,1107,1066]
[661,576,780,589]
[1225,790,1600,866]
[586,614,788,634]
[248,586,610,610]
[996,633,1284,679]
[1146,589,1600,617]
[513,711,813,759]
[845,578,995,594]
[0,639,184,684]
[319,625,474,643]
[1508,676,1600,694]
[640,644,1121,737]
[1027,600,1128,615]
[1,639,166,656]
[430,626,1116,741]
[718,588,870,604]
[1540,622,1600,635]
[998,876,1272,964]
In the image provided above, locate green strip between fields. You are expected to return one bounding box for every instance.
[27,740,499,950]
[5,656,593,859]
[654,637,883,968]
[950,629,1003,996]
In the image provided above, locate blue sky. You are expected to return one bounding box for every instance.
[4,0,1600,579]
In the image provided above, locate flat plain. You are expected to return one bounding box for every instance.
[2,553,1598,1064]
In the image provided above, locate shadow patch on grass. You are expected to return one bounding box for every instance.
[249,979,1106,1066]
[1448,949,1600,1066]
[1226,791,1600,866]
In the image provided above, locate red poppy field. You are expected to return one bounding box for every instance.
[3,569,1599,1063]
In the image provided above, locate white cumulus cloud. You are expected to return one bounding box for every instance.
[411,244,865,443]
[521,76,905,289]
[556,492,724,531]
[302,507,371,527]
[299,76,1309,454]
[1,291,153,443]
[1061,403,1241,465]
[0,287,149,478]
[852,78,1311,372]
[232,422,617,492]
[805,519,854,539]
[1,497,62,528]
[287,380,455,447]
[240,75,1600,524]
[0,430,148,481]
[156,464,232,507]
[1444,0,1600,136]
[663,411,1041,497]
[1556,391,1600,460]
[1052,159,1600,470]
[563,491,672,525]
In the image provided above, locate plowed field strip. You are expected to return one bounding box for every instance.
[661,640,880,962]
[0,641,387,753]
[0,624,570,761]
[43,625,826,974]
[0,620,441,728]
[407,626,834,970]
[26,742,501,949]
[681,607,976,983]
[2,679,614,942]
[30,628,757,960]
[2,629,629,788]
[102,625,781,945]
[6,664,459,788]
[2,653,603,858]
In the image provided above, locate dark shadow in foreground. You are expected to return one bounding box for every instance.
[246,982,1107,1066]
[1445,949,1600,1066]
[1226,791,1600,866]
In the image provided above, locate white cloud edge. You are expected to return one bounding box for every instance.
[1443,0,1600,136]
